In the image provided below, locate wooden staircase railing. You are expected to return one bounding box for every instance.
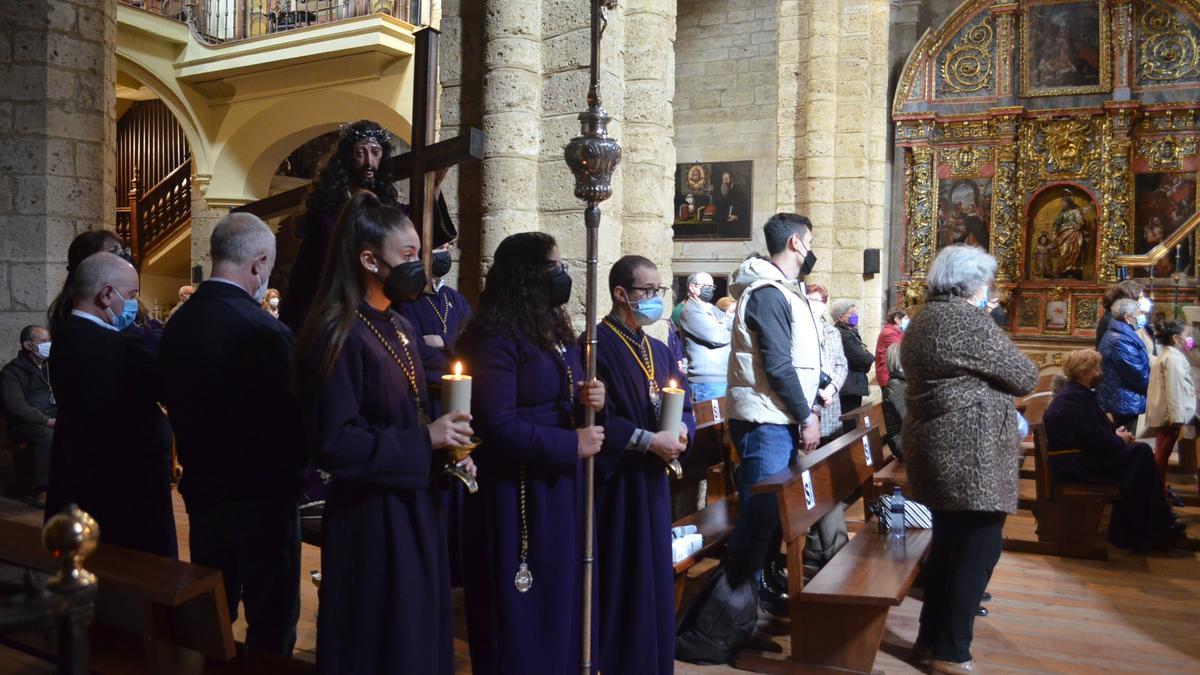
[1114,209,1200,280]
[117,160,192,261]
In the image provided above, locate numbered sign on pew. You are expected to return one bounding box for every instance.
[802,469,816,509]
[712,399,722,423]
[863,415,871,429]
[863,435,873,467]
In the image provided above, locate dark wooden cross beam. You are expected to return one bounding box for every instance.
[403,27,484,288]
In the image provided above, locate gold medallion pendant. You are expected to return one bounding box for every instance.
[648,379,661,406]
[514,562,533,593]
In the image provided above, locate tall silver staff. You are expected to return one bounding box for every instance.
[563,1,621,673]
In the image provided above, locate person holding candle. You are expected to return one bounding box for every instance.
[293,191,475,674]
[592,255,694,675]
[457,231,606,675]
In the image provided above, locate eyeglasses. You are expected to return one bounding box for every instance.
[626,285,668,298]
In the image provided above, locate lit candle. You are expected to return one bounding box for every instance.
[659,379,685,437]
[660,379,686,479]
[442,361,472,416]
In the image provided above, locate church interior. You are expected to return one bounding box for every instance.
[3,0,1200,673]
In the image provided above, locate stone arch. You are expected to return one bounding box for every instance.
[208,91,414,204]
[114,53,211,177]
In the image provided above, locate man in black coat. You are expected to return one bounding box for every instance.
[158,213,306,655]
[44,252,177,558]
[1,325,56,503]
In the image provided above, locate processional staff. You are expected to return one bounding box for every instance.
[563,1,622,673]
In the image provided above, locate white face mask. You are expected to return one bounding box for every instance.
[253,273,269,303]
[35,342,51,360]
[268,297,280,308]
[1138,296,1152,314]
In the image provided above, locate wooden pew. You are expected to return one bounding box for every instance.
[1004,423,1119,561]
[737,425,932,675]
[841,402,903,500]
[0,518,312,674]
[672,397,738,610]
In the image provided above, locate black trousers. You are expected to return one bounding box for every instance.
[917,510,1006,663]
[188,498,301,655]
[7,424,52,497]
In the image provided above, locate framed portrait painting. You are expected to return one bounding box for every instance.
[1021,0,1110,97]
[673,161,753,240]
[1133,171,1197,278]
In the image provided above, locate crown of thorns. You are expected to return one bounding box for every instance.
[339,123,391,146]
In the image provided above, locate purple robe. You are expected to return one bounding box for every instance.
[594,320,695,675]
[396,284,473,418]
[458,332,592,675]
[300,303,452,674]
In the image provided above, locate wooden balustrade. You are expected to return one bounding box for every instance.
[118,0,419,43]
[119,160,192,260]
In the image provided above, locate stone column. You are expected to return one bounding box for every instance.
[0,0,116,345]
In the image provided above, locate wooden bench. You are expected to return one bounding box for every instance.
[0,518,312,674]
[672,397,738,610]
[1003,423,1119,561]
[841,402,892,504]
[737,425,932,674]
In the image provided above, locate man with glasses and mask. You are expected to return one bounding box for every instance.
[594,255,693,675]
[1,325,56,505]
[158,213,306,654]
[44,252,177,558]
[680,271,733,403]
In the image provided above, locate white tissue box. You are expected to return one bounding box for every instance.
[671,533,704,563]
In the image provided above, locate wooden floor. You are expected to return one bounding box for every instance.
[4,471,1200,673]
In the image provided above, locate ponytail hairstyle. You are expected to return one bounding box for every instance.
[294,190,415,379]
[48,230,123,336]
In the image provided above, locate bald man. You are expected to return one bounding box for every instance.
[44,252,177,558]
[679,271,733,403]
[159,213,305,654]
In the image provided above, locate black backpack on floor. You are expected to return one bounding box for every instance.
[675,563,759,664]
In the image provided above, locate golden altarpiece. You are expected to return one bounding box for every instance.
[894,0,1200,369]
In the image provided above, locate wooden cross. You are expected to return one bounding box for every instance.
[393,27,484,287]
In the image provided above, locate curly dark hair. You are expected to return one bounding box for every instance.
[461,232,575,352]
[301,120,399,237]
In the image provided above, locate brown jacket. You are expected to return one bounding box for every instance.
[900,296,1038,513]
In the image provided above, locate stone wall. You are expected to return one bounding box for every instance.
[673,0,779,284]
[0,0,116,347]
[441,0,678,334]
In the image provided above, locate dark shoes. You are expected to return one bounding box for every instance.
[1167,487,1185,507]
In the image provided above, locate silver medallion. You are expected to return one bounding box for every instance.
[514,562,533,593]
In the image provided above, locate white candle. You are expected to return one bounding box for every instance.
[442,361,472,416]
[660,379,685,437]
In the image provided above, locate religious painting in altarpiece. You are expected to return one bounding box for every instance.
[892,0,1200,354]
[673,161,754,241]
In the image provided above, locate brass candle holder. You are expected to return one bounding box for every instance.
[42,503,99,591]
[444,437,481,493]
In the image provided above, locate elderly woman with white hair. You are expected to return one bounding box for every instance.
[830,297,873,431]
[901,245,1037,674]
[1097,297,1151,435]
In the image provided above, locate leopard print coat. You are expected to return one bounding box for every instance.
[900,295,1038,513]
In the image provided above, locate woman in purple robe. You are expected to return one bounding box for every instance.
[294,191,475,675]
[458,232,605,675]
[594,255,694,674]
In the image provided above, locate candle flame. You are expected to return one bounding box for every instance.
[669,379,677,388]
[454,361,463,377]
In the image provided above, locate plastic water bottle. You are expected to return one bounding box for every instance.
[889,486,906,540]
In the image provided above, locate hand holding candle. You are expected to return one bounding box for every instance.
[659,380,686,479]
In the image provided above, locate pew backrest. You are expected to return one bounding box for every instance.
[693,396,727,429]
[751,425,883,543]
[840,402,889,466]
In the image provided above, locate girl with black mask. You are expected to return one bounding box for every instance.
[456,231,606,674]
[294,189,475,674]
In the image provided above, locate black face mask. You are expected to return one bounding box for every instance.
[798,242,817,277]
[699,286,715,303]
[378,259,427,305]
[432,250,453,278]
[548,267,572,306]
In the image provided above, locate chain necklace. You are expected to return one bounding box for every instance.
[354,310,430,425]
[515,340,576,593]
[602,317,661,416]
[424,292,453,335]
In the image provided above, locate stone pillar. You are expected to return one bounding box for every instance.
[0,0,116,345]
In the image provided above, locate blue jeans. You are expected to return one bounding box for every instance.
[725,420,798,584]
[690,382,727,403]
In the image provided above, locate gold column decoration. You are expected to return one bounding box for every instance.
[906,146,936,279]
[1113,0,1135,93]
[1099,104,1138,282]
[992,3,1019,98]
[992,145,1020,282]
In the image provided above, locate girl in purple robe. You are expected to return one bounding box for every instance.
[294,191,475,675]
[458,232,605,675]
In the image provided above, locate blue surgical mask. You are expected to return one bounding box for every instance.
[631,296,664,327]
[899,316,910,332]
[109,289,138,331]
[1136,314,1148,329]
[977,298,989,310]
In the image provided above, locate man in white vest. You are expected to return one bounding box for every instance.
[724,213,826,622]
